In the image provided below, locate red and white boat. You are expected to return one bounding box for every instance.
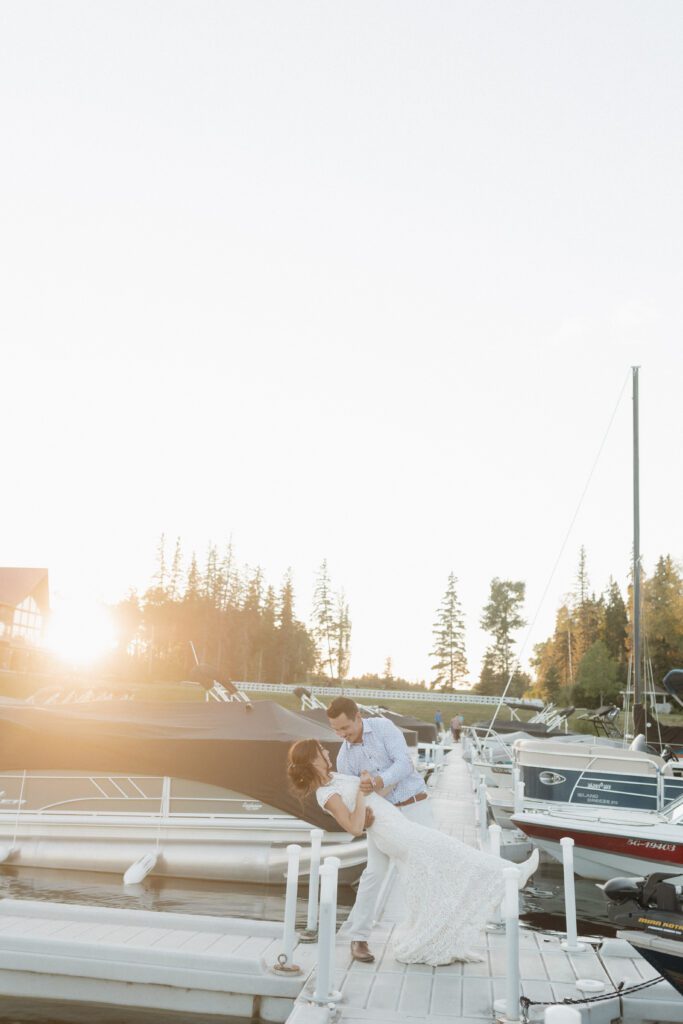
[511,802,683,881]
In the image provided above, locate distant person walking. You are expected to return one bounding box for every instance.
[450,713,464,742]
[434,709,443,734]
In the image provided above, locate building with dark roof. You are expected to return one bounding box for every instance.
[0,568,49,670]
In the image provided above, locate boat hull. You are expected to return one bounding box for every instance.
[512,812,683,882]
[619,929,683,998]
[0,815,367,884]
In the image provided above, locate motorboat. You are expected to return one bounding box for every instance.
[515,735,683,811]
[633,670,683,758]
[0,691,367,885]
[469,701,573,738]
[605,872,683,997]
[511,799,683,881]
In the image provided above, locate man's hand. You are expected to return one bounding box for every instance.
[363,807,375,830]
[359,770,374,794]
[373,776,384,792]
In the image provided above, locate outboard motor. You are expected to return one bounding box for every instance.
[604,872,683,937]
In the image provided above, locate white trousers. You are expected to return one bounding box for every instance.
[343,796,436,942]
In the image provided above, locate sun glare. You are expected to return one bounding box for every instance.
[45,603,118,666]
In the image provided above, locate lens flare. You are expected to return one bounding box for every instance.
[45,602,118,666]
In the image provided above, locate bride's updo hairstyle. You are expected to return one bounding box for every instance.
[288,739,326,798]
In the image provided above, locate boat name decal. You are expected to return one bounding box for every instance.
[626,839,677,852]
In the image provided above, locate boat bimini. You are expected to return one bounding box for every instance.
[0,694,367,885]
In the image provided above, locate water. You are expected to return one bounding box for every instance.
[521,859,615,939]
[0,857,611,1023]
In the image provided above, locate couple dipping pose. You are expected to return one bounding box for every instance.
[288,697,538,967]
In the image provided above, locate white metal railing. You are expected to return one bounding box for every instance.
[237,682,543,707]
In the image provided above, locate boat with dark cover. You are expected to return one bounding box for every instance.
[0,697,367,883]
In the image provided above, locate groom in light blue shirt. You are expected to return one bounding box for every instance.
[327,696,435,963]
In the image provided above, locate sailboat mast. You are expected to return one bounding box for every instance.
[633,365,642,707]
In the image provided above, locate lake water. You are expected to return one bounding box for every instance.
[0,858,611,1023]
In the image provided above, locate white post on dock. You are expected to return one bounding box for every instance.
[272,843,302,974]
[479,775,488,847]
[560,837,586,953]
[513,777,525,815]
[312,860,342,1004]
[299,828,323,942]
[493,867,522,1023]
[323,854,341,974]
[489,823,502,858]
[486,824,503,929]
[544,1006,581,1023]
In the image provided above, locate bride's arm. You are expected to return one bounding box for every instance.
[322,790,367,837]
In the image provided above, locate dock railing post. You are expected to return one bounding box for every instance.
[560,837,586,953]
[513,772,525,815]
[489,822,502,857]
[494,867,521,1023]
[323,854,341,973]
[478,775,488,847]
[299,828,323,942]
[312,860,342,1004]
[486,824,503,928]
[272,843,302,974]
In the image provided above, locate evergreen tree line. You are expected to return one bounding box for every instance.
[533,549,683,708]
[430,550,683,706]
[110,538,352,685]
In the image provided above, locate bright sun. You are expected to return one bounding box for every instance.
[45,603,118,666]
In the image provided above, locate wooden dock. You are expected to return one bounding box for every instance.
[287,749,683,1024]
[0,898,315,1023]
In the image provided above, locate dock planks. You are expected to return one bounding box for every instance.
[288,748,683,1024]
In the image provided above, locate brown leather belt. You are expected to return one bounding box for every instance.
[394,792,428,808]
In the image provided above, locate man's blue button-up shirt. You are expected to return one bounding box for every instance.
[336,716,426,805]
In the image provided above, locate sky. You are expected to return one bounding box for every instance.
[1,2,682,683]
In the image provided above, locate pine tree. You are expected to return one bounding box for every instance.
[602,577,628,681]
[479,578,526,679]
[429,572,468,689]
[185,553,201,601]
[642,555,683,684]
[153,533,167,594]
[332,590,352,681]
[168,538,183,601]
[312,560,336,679]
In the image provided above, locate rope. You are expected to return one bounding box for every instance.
[520,974,664,1019]
[483,368,632,741]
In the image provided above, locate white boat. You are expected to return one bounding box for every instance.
[0,690,367,885]
[511,799,683,881]
[514,735,683,812]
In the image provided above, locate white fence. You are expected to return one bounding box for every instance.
[236,681,542,708]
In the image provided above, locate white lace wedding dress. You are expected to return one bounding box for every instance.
[317,772,506,966]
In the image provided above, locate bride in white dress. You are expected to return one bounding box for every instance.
[288,739,538,967]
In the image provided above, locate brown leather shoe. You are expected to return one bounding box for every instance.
[350,940,375,963]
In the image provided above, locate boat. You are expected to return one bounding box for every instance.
[514,735,683,812]
[511,798,683,881]
[633,669,683,758]
[605,872,683,996]
[0,692,367,884]
[510,369,683,858]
